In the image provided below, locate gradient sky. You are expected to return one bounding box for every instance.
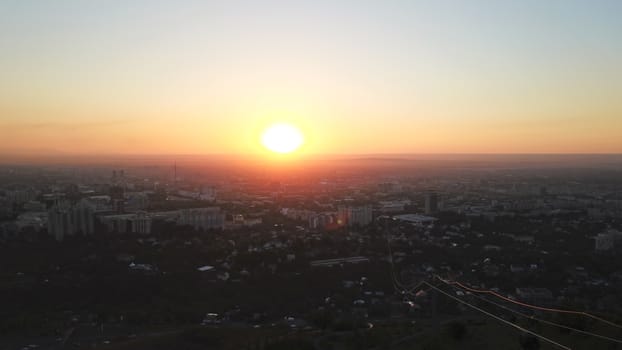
[1,0,621,155]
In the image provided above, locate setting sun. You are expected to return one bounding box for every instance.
[261,123,304,154]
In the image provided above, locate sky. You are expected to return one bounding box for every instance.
[1,0,621,156]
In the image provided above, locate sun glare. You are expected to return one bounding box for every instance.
[261,123,304,154]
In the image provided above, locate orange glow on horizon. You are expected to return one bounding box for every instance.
[1,2,622,157]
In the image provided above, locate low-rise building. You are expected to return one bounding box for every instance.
[179,207,225,230]
[393,214,437,225]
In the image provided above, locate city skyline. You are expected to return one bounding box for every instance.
[2,2,622,348]
[1,0,621,157]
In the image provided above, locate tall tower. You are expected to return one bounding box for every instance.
[425,192,439,215]
[174,161,177,189]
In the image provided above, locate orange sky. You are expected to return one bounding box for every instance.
[1,1,621,156]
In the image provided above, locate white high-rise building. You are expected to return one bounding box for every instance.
[338,205,373,227]
[130,211,152,234]
[47,200,95,241]
[309,213,336,230]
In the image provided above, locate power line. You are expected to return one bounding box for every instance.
[435,276,622,330]
[383,231,572,350]
[423,281,572,350]
[380,218,615,348]
[444,280,622,345]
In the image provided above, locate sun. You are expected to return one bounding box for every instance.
[261,123,304,154]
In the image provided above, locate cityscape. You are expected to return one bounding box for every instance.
[2,156,622,349]
[1,1,622,349]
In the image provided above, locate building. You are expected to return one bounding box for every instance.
[595,229,622,252]
[393,213,437,225]
[99,214,132,233]
[0,196,14,219]
[309,213,337,230]
[178,207,225,230]
[23,200,46,212]
[129,211,152,234]
[85,195,112,212]
[15,212,48,232]
[424,192,439,215]
[99,211,174,234]
[6,188,37,205]
[200,185,217,201]
[47,200,95,241]
[125,192,149,212]
[111,169,126,185]
[225,214,262,229]
[377,182,402,194]
[337,205,373,227]
[281,208,315,221]
[378,200,411,213]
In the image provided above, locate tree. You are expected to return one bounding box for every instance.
[519,334,540,350]
[446,321,467,340]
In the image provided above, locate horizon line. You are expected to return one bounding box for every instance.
[2,152,622,157]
